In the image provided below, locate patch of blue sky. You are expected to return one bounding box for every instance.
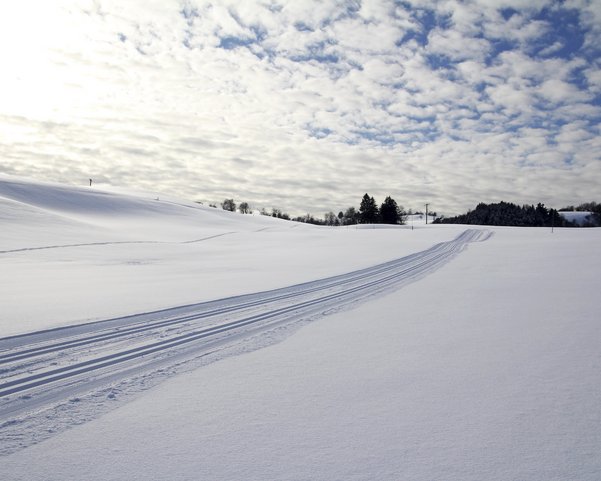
[290,40,340,64]
[391,81,419,94]
[179,5,199,26]
[396,8,437,47]
[373,99,393,110]
[219,27,265,51]
[315,2,360,29]
[500,8,519,21]
[216,21,267,50]
[466,117,501,134]
[339,1,361,20]
[532,7,585,59]
[492,113,531,133]
[402,112,437,124]
[563,153,575,166]
[521,112,558,130]
[306,125,333,139]
[395,122,440,137]
[350,129,398,145]
[267,3,283,13]
[290,53,340,64]
[445,131,470,142]
[472,81,488,94]
[568,65,593,95]
[347,59,363,71]
[346,121,441,146]
[315,62,361,82]
[246,42,277,61]
[294,21,314,32]
[219,35,256,50]
[425,53,454,71]
[486,38,519,64]
[413,128,441,144]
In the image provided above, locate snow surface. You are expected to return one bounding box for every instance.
[1,174,460,336]
[1,175,600,480]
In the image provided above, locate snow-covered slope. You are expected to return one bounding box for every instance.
[1,174,600,480]
[0,175,463,336]
[0,174,298,247]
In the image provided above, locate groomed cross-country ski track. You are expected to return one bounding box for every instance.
[0,228,491,455]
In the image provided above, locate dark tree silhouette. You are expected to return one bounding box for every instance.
[380,196,402,224]
[437,201,567,227]
[342,207,358,225]
[221,199,236,211]
[359,194,379,224]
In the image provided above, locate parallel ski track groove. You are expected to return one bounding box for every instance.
[0,234,460,364]
[0,229,486,401]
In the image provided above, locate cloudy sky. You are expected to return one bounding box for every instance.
[1,0,600,216]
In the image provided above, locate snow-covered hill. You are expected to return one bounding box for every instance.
[2,174,461,335]
[0,174,301,247]
[1,174,600,480]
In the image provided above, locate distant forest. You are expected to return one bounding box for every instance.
[216,193,414,226]
[435,201,601,227]
[213,196,600,228]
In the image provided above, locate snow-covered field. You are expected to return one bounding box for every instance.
[1,174,600,480]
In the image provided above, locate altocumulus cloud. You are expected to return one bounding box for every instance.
[0,0,599,215]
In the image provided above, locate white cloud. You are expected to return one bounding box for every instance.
[426,28,490,62]
[538,40,563,57]
[584,63,601,92]
[0,0,599,216]
[537,78,591,105]
[486,82,533,114]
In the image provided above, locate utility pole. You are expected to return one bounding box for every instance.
[425,203,429,224]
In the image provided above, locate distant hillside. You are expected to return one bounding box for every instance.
[558,202,601,227]
[435,201,598,227]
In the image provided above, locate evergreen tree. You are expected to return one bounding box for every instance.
[592,203,601,226]
[380,196,401,224]
[439,201,570,227]
[359,193,379,224]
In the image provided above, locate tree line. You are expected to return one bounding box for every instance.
[558,201,601,226]
[214,193,407,226]
[214,197,600,228]
[435,201,601,227]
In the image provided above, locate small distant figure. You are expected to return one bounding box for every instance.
[89,179,93,186]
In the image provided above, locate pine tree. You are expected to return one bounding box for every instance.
[380,196,400,224]
[359,194,379,224]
